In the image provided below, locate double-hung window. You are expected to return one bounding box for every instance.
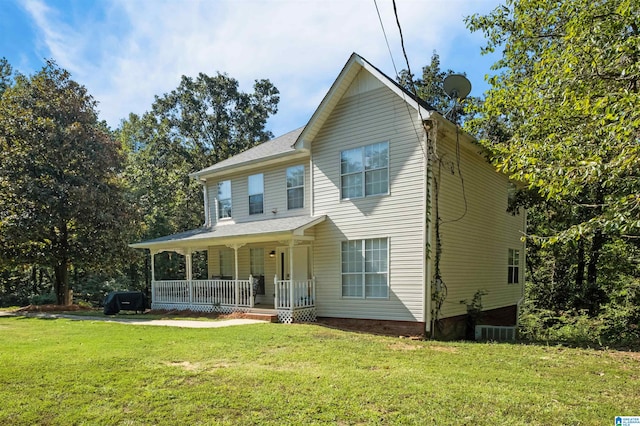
[219,249,234,279]
[341,238,388,298]
[286,165,304,210]
[217,180,232,219]
[248,174,264,215]
[341,141,389,199]
[508,248,520,284]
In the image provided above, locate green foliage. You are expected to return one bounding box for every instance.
[120,72,279,240]
[0,57,13,97]
[397,51,479,124]
[29,292,57,306]
[466,0,640,242]
[0,60,137,304]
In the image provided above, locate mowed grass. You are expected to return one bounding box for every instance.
[0,317,638,425]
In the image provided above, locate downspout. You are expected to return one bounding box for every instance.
[423,121,434,336]
[516,208,527,327]
[201,180,210,227]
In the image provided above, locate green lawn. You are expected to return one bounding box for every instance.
[0,316,637,425]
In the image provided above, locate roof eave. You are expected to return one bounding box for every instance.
[190,149,309,181]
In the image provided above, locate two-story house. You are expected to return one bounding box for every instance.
[130,53,526,338]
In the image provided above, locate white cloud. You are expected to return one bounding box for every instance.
[21,0,501,135]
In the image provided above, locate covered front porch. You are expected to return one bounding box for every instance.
[130,216,325,323]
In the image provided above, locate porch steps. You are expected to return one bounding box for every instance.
[242,308,278,323]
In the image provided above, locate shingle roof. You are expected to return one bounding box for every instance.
[191,127,305,178]
[130,215,326,249]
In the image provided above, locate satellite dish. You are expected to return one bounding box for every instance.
[443,74,471,101]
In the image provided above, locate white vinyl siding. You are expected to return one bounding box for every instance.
[311,73,426,322]
[248,174,264,215]
[434,125,526,318]
[286,165,305,210]
[340,142,389,199]
[217,180,232,219]
[206,157,310,224]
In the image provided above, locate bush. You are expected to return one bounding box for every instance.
[29,293,57,305]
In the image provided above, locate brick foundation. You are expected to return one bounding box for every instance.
[432,305,518,340]
[317,317,425,337]
[317,305,518,341]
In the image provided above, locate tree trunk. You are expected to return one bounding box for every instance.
[586,230,605,314]
[53,222,70,305]
[53,261,69,305]
[575,239,585,308]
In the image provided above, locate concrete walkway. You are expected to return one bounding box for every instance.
[0,311,267,328]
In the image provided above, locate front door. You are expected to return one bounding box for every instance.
[277,246,309,282]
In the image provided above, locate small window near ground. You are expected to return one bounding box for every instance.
[217,180,232,219]
[248,174,264,215]
[286,165,304,209]
[508,248,520,284]
[341,238,388,298]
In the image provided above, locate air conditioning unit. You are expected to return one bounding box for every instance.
[475,325,516,342]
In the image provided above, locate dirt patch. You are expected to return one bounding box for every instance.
[428,345,459,353]
[388,342,422,351]
[166,361,200,371]
[608,350,640,362]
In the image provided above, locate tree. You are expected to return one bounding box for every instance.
[0,57,13,97]
[0,61,135,305]
[119,72,279,283]
[466,0,640,310]
[397,52,478,124]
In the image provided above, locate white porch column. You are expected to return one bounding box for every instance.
[289,240,295,308]
[185,248,193,305]
[150,249,157,283]
[185,248,193,281]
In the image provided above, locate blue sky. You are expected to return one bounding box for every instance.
[1,0,501,137]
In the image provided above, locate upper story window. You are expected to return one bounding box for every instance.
[248,174,264,215]
[217,180,232,219]
[508,248,520,284]
[341,141,389,199]
[286,165,304,210]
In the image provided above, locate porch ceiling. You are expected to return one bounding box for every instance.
[129,215,326,251]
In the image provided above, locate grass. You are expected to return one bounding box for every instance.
[0,316,638,425]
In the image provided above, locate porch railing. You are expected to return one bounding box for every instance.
[153,277,254,307]
[274,277,316,310]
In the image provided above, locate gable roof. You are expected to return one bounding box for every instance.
[294,52,436,150]
[191,52,438,180]
[190,127,305,180]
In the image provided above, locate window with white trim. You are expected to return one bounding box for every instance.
[341,238,388,298]
[286,165,304,209]
[248,174,264,215]
[217,180,232,219]
[508,248,520,284]
[340,142,389,199]
[219,249,234,279]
